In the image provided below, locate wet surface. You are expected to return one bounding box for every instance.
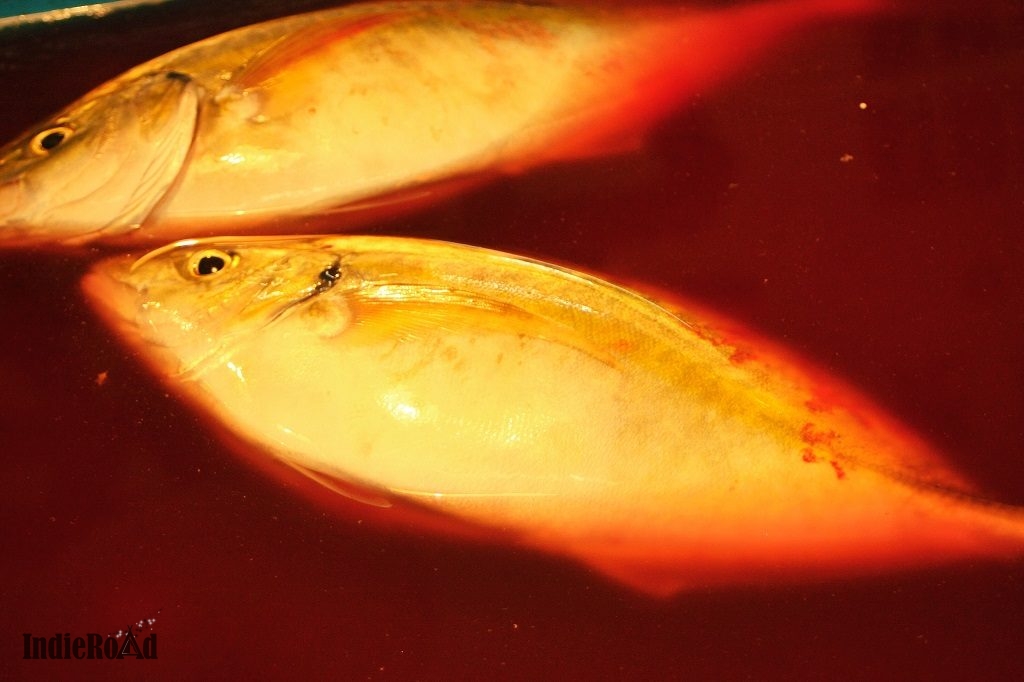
[1,1,1023,679]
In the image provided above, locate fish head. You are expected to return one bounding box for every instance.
[82,237,345,374]
[0,71,200,248]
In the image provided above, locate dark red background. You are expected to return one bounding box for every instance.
[1,1,1022,679]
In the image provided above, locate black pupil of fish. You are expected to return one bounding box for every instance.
[39,130,65,151]
[196,255,226,276]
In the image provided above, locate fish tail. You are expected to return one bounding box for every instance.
[497,0,892,170]
[608,0,888,129]
[652,0,890,55]
[908,480,1024,559]
[957,494,1024,546]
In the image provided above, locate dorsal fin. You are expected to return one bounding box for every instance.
[235,11,406,89]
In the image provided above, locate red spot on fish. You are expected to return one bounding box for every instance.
[729,348,755,365]
[688,323,722,346]
[610,338,633,354]
[476,16,556,51]
[687,322,750,363]
[829,460,847,480]
[801,448,819,463]
[801,422,838,448]
[804,396,834,413]
[805,386,873,427]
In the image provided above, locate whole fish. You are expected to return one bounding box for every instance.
[82,235,1024,595]
[0,0,882,248]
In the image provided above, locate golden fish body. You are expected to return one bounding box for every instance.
[0,0,882,247]
[83,235,1024,595]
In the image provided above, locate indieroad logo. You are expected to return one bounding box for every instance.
[23,615,158,661]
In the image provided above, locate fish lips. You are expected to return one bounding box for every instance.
[81,254,186,381]
[82,253,146,337]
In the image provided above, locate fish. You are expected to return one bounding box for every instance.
[0,0,885,248]
[81,234,1024,596]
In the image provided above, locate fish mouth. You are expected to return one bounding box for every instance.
[81,254,184,377]
[82,253,225,380]
[81,255,143,329]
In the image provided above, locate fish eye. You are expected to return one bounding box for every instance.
[29,125,74,155]
[187,249,236,278]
